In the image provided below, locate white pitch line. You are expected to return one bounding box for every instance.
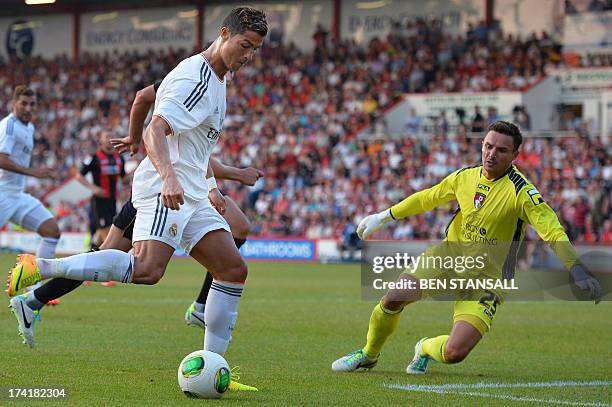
[385,380,612,407]
[385,380,612,391]
[445,390,609,407]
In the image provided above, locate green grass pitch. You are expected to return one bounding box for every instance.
[0,253,610,406]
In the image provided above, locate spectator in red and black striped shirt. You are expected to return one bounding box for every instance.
[76,129,126,247]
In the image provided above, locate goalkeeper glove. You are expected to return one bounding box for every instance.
[356,209,394,240]
[570,263,602,304]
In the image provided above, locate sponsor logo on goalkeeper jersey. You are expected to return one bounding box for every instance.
[463,223,498,245]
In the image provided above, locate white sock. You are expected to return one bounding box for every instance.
[37,237,59,259]
[37,249,134,283]
[204,280,244,355]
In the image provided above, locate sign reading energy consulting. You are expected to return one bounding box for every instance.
[80,7,197,53]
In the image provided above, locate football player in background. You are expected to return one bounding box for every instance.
[75,128,126,250]
[0,85,61,295]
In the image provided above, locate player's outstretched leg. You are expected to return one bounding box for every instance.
[332,275,420,372]
[13,224,132,320]
[7,237,174,296]
[24,249,98,311]
[6,249,135,297]
[25,278,83,313]
[186,197,250,329]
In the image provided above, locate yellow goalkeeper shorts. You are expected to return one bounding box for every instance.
[452,298,501,336]
[401,260,502,336]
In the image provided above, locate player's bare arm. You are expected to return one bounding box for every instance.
[111,84,156,155]
[74,171,107,198]
[210,157,263,186]
[144,115,184,210]
[0,153,54,179]
[207,160,226,215]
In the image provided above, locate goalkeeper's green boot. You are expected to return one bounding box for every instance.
[406,338,431,375]
[331,349,378,372]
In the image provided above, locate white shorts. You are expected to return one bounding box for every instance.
[132,194,230,254]
[0,191,54,232]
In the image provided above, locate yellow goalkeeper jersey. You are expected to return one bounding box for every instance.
[390,164,578,278]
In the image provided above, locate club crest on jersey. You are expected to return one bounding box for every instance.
[169,223,178,237]
[474,192,486,210]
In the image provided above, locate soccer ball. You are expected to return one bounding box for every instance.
[177,350,231,398]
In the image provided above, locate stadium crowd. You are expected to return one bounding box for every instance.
[0,18,609,243]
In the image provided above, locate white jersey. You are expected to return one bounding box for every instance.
[133,54,227,201]
[0,113,35,193]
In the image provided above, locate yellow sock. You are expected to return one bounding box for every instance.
[362,302,402,357]
[421,335,449,363]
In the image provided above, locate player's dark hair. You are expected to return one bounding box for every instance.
[222,7,268,37]
[487,121,522,151]
[13,85,34,101]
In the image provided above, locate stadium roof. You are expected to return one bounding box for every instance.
[0,0,212,17]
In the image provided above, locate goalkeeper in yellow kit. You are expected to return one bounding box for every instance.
[332,121,601,374]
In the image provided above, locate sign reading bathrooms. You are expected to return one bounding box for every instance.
[81,7,197,53]
[240,238,317,262]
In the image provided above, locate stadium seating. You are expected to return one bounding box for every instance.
[0,22,609,242]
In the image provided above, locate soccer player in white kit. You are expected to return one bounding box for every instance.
[8,8,267,362]
[0,85,61,273]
